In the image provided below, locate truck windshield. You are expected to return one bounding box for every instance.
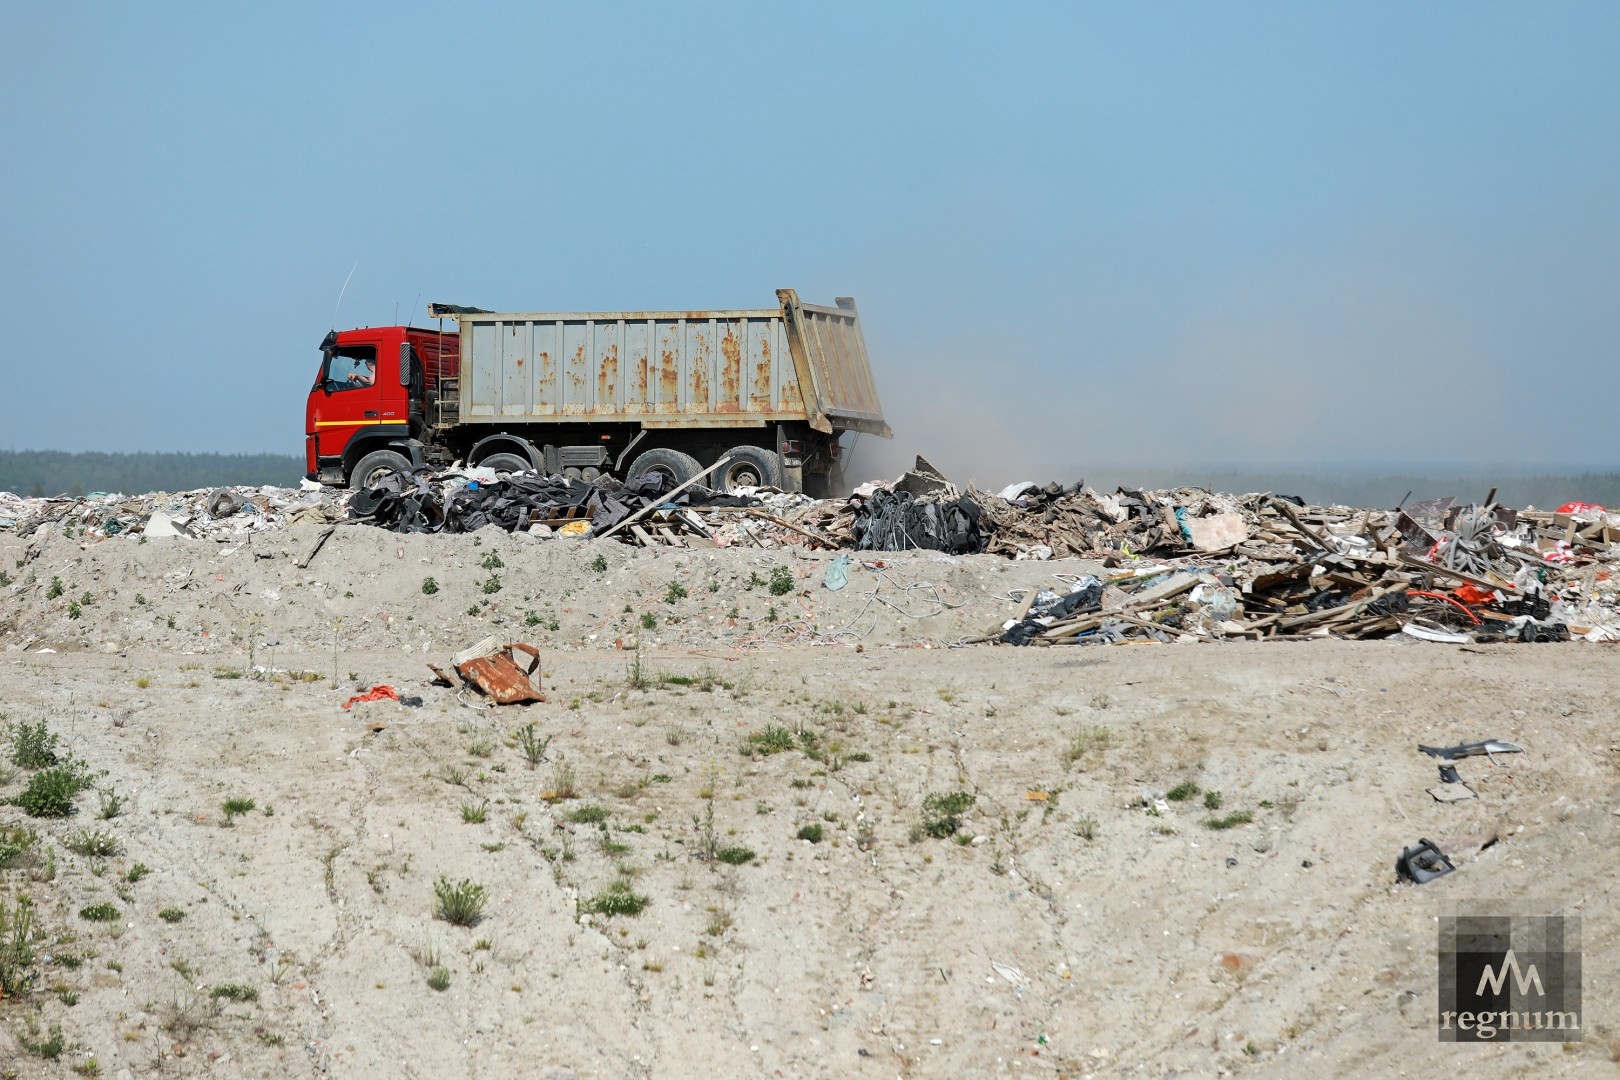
[323,346,378,390]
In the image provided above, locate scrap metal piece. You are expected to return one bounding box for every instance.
[1438,505,1505,578]
[1395,838,1455,884]
[1417,739,1525,762]
[451,637,546,704]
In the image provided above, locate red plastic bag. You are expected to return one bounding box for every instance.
[342,685,400,710]
[1557,502,1606,516]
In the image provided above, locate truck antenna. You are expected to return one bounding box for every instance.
[333,260,359,327]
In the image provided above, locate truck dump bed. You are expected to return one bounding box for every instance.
[442,289,889,437]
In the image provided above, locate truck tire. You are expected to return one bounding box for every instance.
[479,452,533,478]
[717,445,782,490]
[627,447,701,488]
[350,449,411,491]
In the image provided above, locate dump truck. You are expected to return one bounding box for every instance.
[304,289,890,496]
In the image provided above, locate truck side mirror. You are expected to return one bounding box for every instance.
[399,343,413,386]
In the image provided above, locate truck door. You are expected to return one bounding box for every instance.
[310,344,383,459]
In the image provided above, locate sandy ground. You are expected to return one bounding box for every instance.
[0,525,1616,1078]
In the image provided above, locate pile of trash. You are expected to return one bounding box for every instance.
[0,485,342,541]
[348,468,762,544]
[6,456,1620,646]
[964,490,1620,647]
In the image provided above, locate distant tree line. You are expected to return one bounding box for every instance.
[0,450,304,497]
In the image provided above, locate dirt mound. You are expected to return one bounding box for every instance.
[0,499,1615,1077]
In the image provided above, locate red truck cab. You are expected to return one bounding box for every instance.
[305,326,459,487]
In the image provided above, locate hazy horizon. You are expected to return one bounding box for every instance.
[4,3,1616,480]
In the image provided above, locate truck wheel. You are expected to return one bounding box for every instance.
[479,452,533,478]
[350,449,411,491]
[718,445,782,490]
[627,447,701,488]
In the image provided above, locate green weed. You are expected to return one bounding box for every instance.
[8,720,60,769]
[1203,810,1254,831]
[433,877,488,927]
[920,791,976,839]
[64,829,120,857]
[580,879,649,917]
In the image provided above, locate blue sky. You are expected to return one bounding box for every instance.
[3,2,1616,485]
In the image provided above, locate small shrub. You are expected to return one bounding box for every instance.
[210,983,259,1002]
[1166,781,1200,802]
[639,612,657,630]
[8,720,60,769]
[920,791,976,838]
[796,823,824,843]
[625,648,650,690]
[158,907,185,923]
[460,801,488,824]
[0,895,36,996]
[67,600,82,619]
[1075,815,1099,841]
[0,825,40,869]
[569,804,609,825]
[716,846,756,865]
[21,1024,65,1060]
[663,582,687,604]
[481,575,502,595]
[525,610,543,626]
[98,790,125,819]
[80,902,120,923]
[222,797,256,821]
[427,966,451,991]
[481,552,504,571]
[547,758,578,800]
[434,877,488,927]
[768,565,794,595]
[125,862,150,883]
[46,576,64,600]
[581,879,649,917]
[421,577,439,595]
[514,723,551,767]
[135,676,151,689]
[1203,790,1224,811]
[590,552,608,573]
[15,762,94,817]
[64,829,121,857]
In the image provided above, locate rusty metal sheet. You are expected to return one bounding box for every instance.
[454,641,546,704]
[450,291,888,438]
[776,290,890,437]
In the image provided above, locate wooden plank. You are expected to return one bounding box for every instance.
[595,455,734,542]
[1270,499,1332,551]
[1396,554,1519,593]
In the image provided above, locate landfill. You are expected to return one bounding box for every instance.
[4,458,1620,648]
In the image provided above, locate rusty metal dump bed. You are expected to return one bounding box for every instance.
[448,289,889,437]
